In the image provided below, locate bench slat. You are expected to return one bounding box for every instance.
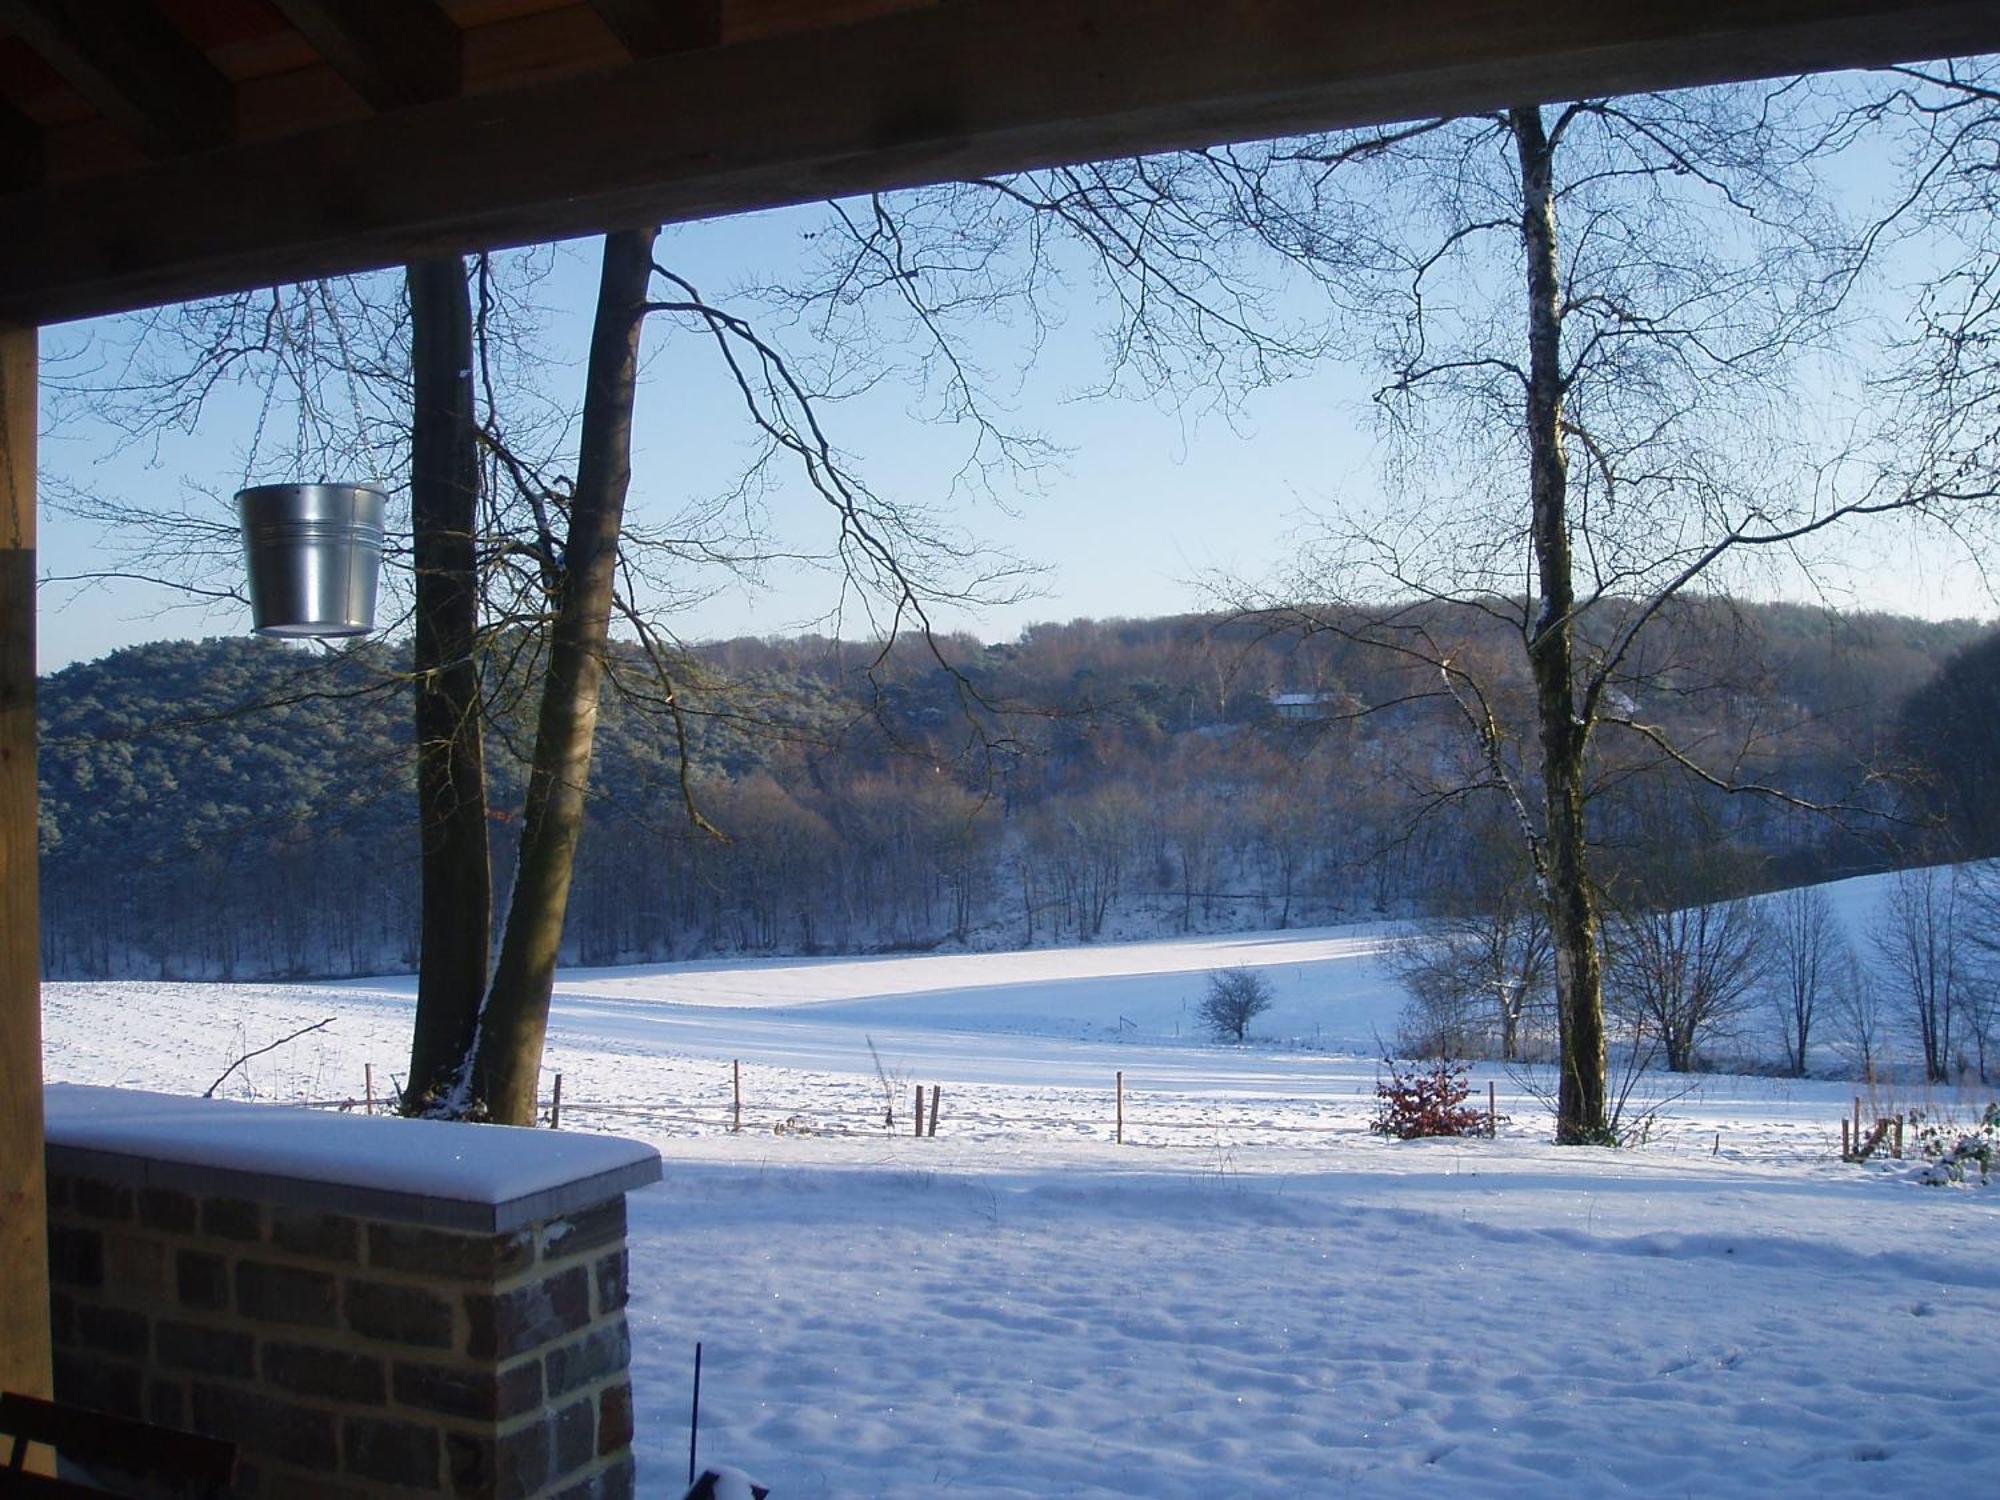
[0,1393,235,1490]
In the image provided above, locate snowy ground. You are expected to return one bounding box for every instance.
[41,869,2000,1498]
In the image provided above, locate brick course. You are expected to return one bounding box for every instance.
[46,1169,644,1500]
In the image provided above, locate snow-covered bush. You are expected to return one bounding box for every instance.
[1909,1103,1999,1186]
[1370,1058,1489,1140]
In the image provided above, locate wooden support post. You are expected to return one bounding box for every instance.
[1488,1081,1497,1137]
[0,324,50,1405]
[1893,1115,1904,1160]
[1841,1117,1851,1160]
[913,1083,924,1137]
[1852,1096,1862,1150]
[365,1063,374,1115]
[926,1084,941,1138]
[550,1072,563,1130]
[1116,1071,1124,1145]
[732,1058,741,1132]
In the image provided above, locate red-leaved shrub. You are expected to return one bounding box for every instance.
[1370,1058,1489,1140]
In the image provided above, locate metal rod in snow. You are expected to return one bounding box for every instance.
[688,1341,703,1486]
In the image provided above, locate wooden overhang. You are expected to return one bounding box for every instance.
[6,0,2000,1414]
[2,0,2000,326]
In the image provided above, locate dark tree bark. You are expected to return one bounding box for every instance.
[470,226,658,1125]
[404,256,492,1110]
[1512,105,1608,1142]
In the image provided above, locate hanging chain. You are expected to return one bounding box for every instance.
[242,287,284,488]
[323,282,371,484]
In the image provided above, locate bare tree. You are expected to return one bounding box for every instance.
[404,257,492,1110]
[1833,943,1889,1083]
[1871,862,1967,1084]
[46,235,1035,1123]
[1199,966,1274,1043]
[1845,59,2000,582]
[1952,858,2000,1082]
[1607,896,1770,1073]
[1394,861,1552,1062]
[1763,883,1844,1076]
[1207,90,1912,1137]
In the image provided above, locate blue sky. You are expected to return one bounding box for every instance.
[30,145,2000,674]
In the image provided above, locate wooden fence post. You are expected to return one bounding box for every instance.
[1487,1081,1496,1137]
[550,1073,563,1130]
[732,1059,742,1132]
[913,1084,924,1137]
[1116,1071,1124,1145]
[365,1063,374,1116]
[926,1085,941,1138]
[1841,1117,1851,1159]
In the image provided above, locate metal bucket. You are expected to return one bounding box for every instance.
[237,483,386,638]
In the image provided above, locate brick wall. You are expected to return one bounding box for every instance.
[45,1158,644,1500]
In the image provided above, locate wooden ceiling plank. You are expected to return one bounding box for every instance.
[267,0,463,111]
[0,0,233,158]
[0,97,39,192]
[5,0,2000,326]
[588,0,722,57]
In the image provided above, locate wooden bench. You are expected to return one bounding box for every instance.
[0,1393,235,1498]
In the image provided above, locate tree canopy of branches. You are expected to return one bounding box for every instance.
[1199,966,1274,1043]
[1607,894,1769,1073]
[1202,90,1938,1139]
[763,84,1988,1139]
[43,221,1036,1124]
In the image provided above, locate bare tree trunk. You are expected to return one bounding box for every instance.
[1514,105,1608,1143]
[471,226,657,1125]
[405,256,492,1111]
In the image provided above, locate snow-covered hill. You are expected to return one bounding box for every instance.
[39,866,2000,1497]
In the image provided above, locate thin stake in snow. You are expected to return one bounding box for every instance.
[913,1083,923,1137]
[927,1085,941,1138]
[732,1059,741,1133]
[1116,1071,1124,1145]
[1488,1081,1497,1137]
[688,1341,703,1487]
[549,1073,563,1130]
[365,1063,374,1116]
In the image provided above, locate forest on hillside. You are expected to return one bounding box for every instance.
[35,599,1991,981]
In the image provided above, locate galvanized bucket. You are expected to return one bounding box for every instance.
[237,483,386,638]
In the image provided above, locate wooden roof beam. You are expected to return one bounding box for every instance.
[0,0,232,159]
[588,0,724,57]
[267,0,463,112]
[3,0,1999,327]
[0,99,40,194]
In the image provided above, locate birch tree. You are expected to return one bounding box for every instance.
[1222,94,1885,1138]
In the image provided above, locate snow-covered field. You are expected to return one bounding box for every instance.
[42,870,2000,1498]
